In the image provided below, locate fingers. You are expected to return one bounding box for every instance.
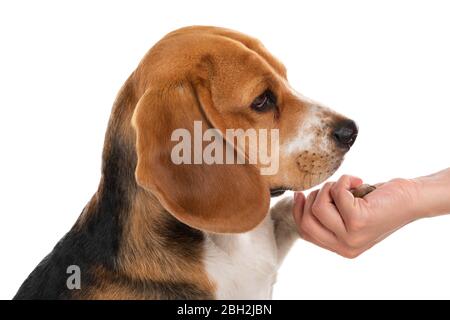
[292,177,383,259]
[330,175,363,222]
[311,182,347,238]
[298,190,339,249]
[292,192,306,225]
[297,189,367,258]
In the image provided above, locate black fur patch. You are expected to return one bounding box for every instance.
[158,213,204,260]
[14,129,210,299]
[14,134,135,299]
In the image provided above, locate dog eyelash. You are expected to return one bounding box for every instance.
[250,90,277,112]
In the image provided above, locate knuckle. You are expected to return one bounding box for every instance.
[324,182,334,189]
[343,236,362,249]
[390,178,408,184]
[347,215,367,232]
[330,184,339,198]
[341,232,366,249]
[339,248,361,259]
[311,202,323,216]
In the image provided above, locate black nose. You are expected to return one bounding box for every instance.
[332,119,358,149]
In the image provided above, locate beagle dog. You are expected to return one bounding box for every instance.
[14,26,358,300]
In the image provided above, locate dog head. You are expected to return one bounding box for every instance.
[130,26,357,233]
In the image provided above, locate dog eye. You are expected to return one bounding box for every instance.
[251,90,277,112]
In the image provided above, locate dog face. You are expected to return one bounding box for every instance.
[131,26,357,233]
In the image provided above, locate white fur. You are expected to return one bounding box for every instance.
[282,101,333,156]
[204,215,279,299]
[283,105,322,154]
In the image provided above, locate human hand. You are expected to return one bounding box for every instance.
[292,175,423,258]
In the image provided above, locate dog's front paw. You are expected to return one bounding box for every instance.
[351,184,376,198]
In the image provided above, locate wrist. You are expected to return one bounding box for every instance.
[413,168,450,218]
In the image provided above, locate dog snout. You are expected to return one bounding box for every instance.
[332,119,358,149]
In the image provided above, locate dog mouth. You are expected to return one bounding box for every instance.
[269,151,346,197]
[270,187,290,197]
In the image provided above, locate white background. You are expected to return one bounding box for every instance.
[1,0,449,299]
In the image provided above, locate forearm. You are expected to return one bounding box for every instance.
[414,168,450,218]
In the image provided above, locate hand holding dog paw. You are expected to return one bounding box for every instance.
[292,175,422,258]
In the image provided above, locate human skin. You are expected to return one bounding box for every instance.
[292,168,450,258]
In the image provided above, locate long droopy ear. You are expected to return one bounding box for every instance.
[132,81,269,233]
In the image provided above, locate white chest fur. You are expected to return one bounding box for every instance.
[204,215,279,299]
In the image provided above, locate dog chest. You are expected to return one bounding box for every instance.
[203,216,279,299]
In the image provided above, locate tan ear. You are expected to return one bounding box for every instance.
[132,82,269,233]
